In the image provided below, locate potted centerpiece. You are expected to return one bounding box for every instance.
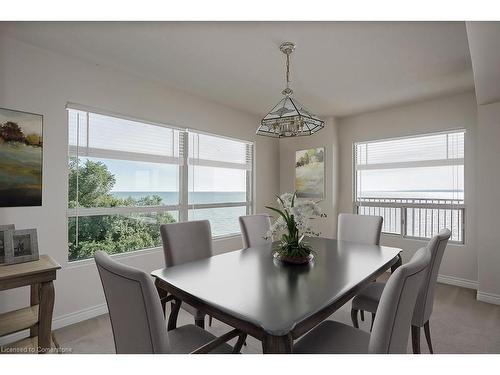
[265,192,326,265]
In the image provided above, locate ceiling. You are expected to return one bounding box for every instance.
[466,22,500,106]
[0,22,474,117]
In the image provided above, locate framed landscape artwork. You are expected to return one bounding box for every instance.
[295,147,325,199]
[0,107,43,207]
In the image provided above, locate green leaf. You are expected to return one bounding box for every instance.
[265,205,289,223]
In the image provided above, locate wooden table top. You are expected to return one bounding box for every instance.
[0,255,61,281]
[152,237,401,336]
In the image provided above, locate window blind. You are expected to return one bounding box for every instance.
[68,109,183,165]
[188,131,253,171]
[355,131,464,168]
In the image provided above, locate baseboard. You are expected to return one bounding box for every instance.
[0,303,108,346]
[437,274,478,290]
[477,291,500,306]
[52,303,108,330]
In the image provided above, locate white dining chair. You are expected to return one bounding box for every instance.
[293,246,431,354]
[239,214,272,249]
[337,213,383,245]
[95,251,245,354]
[351,229,451,353]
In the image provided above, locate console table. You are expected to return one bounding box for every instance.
[0,255,61,353]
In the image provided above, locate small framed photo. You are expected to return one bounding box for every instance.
[0,224,16,264]
[4,229,39,265]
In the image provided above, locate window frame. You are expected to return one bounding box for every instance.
[352,129,466,244]
[66,104,254,262]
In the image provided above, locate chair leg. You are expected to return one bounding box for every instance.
[157,289,168,317]
[360,310,364,321]
[411,325,421,354]
[232,333,247,354]
[423,321,434,354]
[351,308,359,328]
[195,317,205,329]
[209,315,213,327]
[370,312,375,332]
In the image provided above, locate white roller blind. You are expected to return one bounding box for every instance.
[68,108,183,165]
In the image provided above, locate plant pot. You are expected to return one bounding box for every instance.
[273,252,315,265]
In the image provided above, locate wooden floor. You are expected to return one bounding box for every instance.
[49,279,500,354]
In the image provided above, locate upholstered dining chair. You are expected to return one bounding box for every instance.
[95,251,245,354]
[337,213,383,245]
[160,220,213,328]
[293,246,431,354]
[337,213,383,323]
[239,214,272,249]
[351,229,451,353]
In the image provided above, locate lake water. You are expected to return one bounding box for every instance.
[359,190,464,200]
[112,191,247,236]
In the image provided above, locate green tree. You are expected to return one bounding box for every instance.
[68,158,176,261]
[0,121,25,142]
[68,158,118,208]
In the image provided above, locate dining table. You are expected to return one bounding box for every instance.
[151,236,402,354]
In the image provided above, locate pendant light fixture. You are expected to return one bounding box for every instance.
[257,42,325,138]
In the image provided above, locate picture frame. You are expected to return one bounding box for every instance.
[0,224,16,264]
[0,107,43,207]
[4,228,39,265]
[295,147,325,200]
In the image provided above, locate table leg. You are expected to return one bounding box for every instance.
[261,333,293,354]
[391,253,402,273]
[30,283,40,337]
[38,281,55,354]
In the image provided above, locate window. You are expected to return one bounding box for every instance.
[354,130,465,243]
[188,132,253,237]
[67,106,253,261]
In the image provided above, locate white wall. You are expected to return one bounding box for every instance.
[475,101,500,304]
[278,117,339,238]
[466,22,500,304]
[0,36,280,333]
[337,92,478,285]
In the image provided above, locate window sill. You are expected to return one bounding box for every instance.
[65,246,164,270]
[65,233,242,269]
[213,233,241,242]
[381,233,466,246]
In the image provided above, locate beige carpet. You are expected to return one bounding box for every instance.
[51,280,500,354]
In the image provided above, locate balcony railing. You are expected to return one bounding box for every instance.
[355,197,465,243]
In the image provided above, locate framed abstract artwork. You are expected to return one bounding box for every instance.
[295,147,325,199]
[0,107,43,207]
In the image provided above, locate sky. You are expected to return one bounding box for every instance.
[358,165,464,199]
[95,157,246,192]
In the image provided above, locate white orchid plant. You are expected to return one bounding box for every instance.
[265,192,326,258]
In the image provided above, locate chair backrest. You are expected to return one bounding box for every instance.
[95,251,170,354]
[369,247,431,354]
[337,213,383,245]
[239,214,272,249]
[160,220,213,267]
[412,229,451,326]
